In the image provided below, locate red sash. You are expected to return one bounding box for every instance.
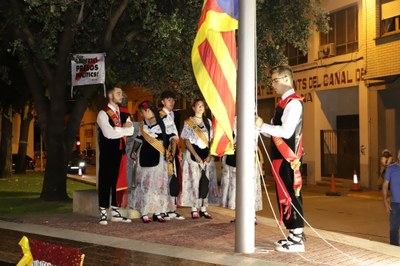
[271,94,304,224]
[105,106,129,207]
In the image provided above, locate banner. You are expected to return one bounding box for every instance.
[71,53,106,97]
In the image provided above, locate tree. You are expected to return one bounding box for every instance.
[0,50,31,178]
[3,0,202,200]
[15,101,35,174]
[1,0,327,200]
[0,48,35,176]
[0,106,13,179]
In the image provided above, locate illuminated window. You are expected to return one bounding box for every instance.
[320,5,358,55]
[285,43,308,66]
[381,0,400,36]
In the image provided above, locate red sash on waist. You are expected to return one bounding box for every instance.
[272,135,303,196]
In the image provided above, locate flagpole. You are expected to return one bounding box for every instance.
[235,0,256,254]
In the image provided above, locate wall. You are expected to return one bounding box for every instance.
[364,0,400,79]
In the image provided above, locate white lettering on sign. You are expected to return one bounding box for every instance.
[258,67,366,101]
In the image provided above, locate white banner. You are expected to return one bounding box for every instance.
[71,53,106,97]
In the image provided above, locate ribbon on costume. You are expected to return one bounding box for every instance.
[272,135,303,197]
[185,118,210,148]
[17,236,33,266]
[140,124,171,158]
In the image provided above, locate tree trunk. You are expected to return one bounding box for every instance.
[40,79,69,201]
[0,107,13,179]
[15,103,34,174]
[39,86,98,201]
[40,138,69,201]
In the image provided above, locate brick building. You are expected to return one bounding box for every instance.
[258,0,400,189]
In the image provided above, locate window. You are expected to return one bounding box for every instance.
[381,0,400,36]
[320,5,358,56]
[285,43,308,66]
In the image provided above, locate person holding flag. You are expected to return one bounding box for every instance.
[255,65,305,253]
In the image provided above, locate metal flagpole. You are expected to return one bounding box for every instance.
[235,0,256,254]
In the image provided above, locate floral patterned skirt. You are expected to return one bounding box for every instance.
[130,150,174,215]
[178,150,220,208]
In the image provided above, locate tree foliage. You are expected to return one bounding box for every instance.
[9,0,203,98]
[256,0,329,80]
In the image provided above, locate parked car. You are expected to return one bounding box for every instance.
[12,154,36,170]
[67,152,86,175]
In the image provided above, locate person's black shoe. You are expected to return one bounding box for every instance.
[199,211,212,219]
[153,213,166,223]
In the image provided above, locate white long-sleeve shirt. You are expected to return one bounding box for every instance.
[161,107,179,140]
[97,103,134,139]
[260,89,302,139]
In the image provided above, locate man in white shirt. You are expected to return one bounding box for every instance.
[256,65,305,252]
[97,85,134,225]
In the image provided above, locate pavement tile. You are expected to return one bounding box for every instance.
[1,204,399,266]
[0,182,399,266]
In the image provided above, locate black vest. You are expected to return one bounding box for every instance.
[98,110,130,155]
[271,100,303,160]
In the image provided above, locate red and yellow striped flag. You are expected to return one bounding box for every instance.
[192,0,238,156]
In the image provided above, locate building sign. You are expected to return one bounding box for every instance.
[293,68,366,91]
[258,63,366,102]
[70,53,106,97]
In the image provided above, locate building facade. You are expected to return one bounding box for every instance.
[258,0,400,189]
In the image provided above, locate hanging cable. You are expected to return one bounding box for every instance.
[256,134,367,265]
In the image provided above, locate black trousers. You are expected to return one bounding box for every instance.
[275,160,304,230]
[98,150,123,209]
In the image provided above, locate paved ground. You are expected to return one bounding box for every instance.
[259,183,390,244]
[1,173,399,266]
[1,201,400,266]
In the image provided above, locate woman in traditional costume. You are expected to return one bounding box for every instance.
[179,99,219,219]
[130,101,176,223]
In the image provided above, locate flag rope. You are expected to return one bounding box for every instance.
[256,133,366,265]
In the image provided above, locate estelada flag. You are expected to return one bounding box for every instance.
[192,0,238,156]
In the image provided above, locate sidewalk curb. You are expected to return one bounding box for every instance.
[67,174,96,186]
